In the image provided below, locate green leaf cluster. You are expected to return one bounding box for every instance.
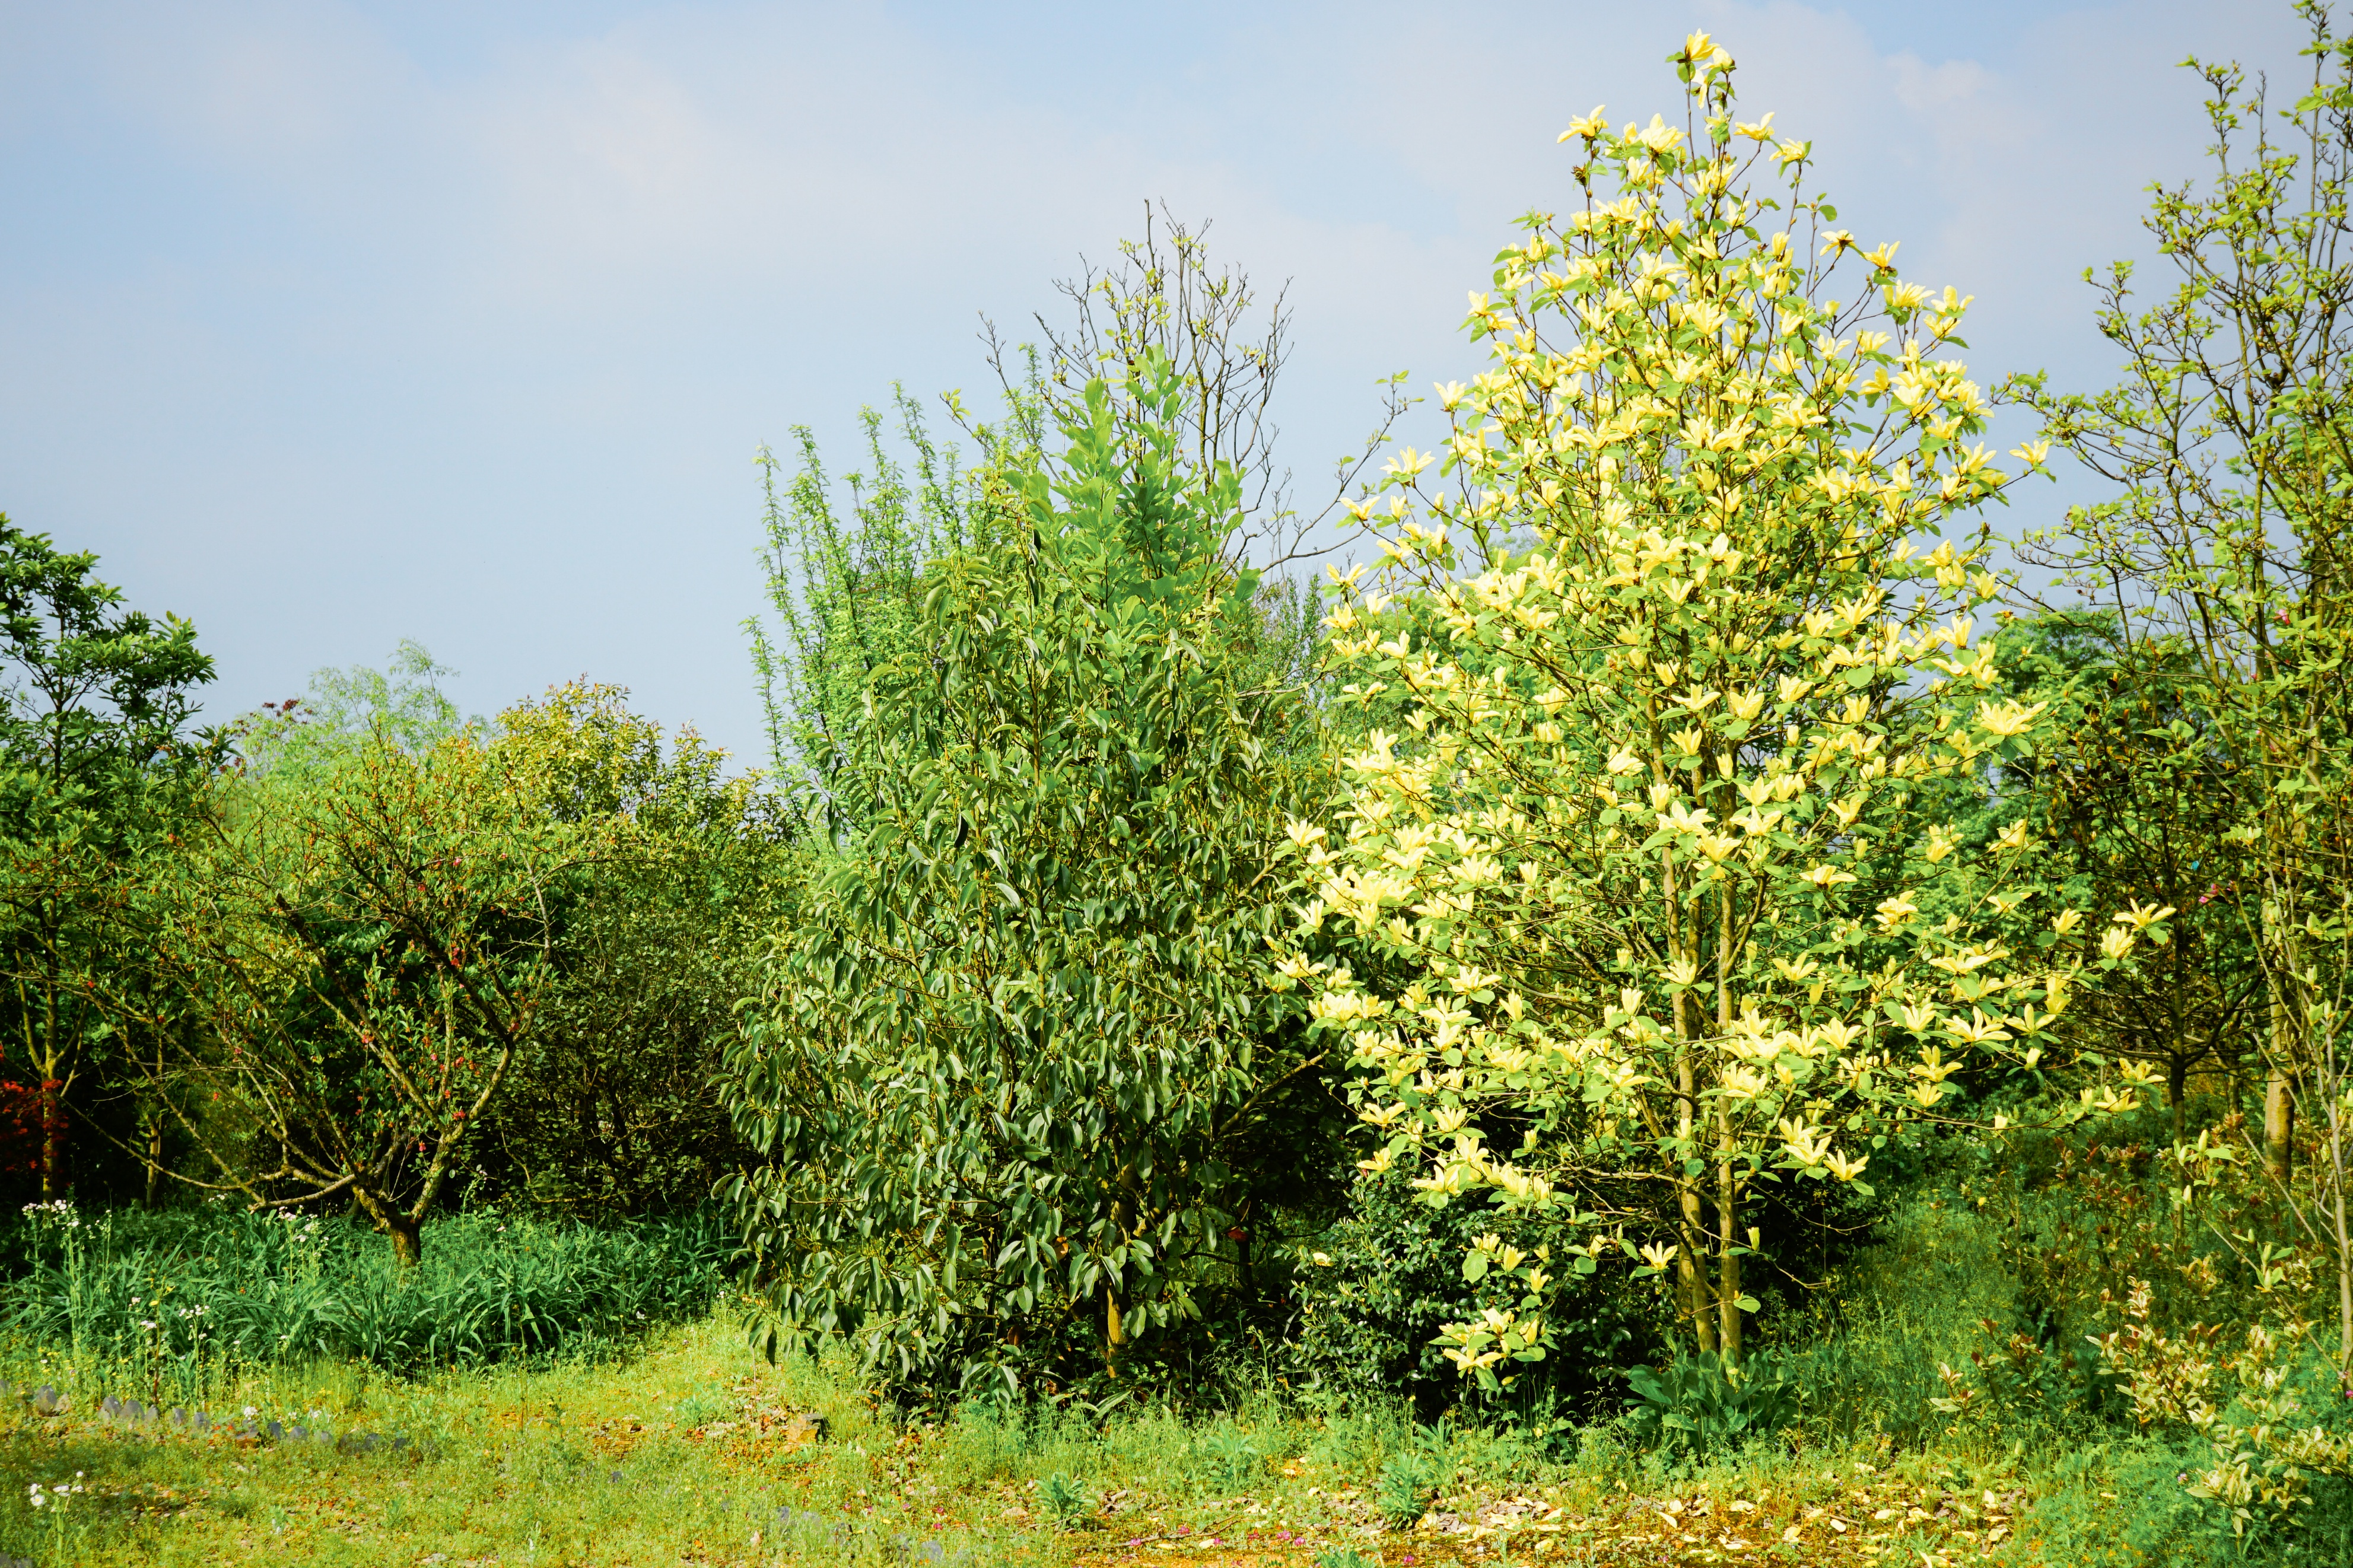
[723,352,1344,1397]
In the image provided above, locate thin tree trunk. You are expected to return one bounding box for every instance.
[145,1032,165,1208]
[37,1079,65,1200]
[1667,847,1716,1356]
[2329,1087,2352,1391]
[1717,1140,1741,1366]
[1717,880,1741,1366]
[36,962,63,1199]
[2266,1067,2297,1181]
[1674,1004,1716,1355]
[1675,1224,1716,1355]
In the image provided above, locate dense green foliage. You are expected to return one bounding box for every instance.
[1290,1165,1645,1422]
[724,356,1347,1397]
[147,714,583,1261]
[0,516,216,1203]
[472,683,784,1217]
[746,390,1026,829]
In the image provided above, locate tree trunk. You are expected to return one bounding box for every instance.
[1716,884,1741,1365]
[2266,1068,2297,1182]
[352,1183,425,1267]
[37,1079,65,1200]
[2327,1090,2352,1394]
[34,966,65,1200]
[1676,1230,1717,1355]
[1675,1043,1717,1354]
[145,1031,166,1208]
[2167,1052,2189,1143]
[1717,1140,1742,1366]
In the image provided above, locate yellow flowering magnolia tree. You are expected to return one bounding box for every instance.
[1279,34,2171,1376]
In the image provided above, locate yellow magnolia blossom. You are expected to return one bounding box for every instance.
[1628,114,1686,154]
[1658,802,1715,835]
[1823,1150,1871,1182]
[1383,446,1436,479]
[1894,1000,1941,1033]
[1976,698,2047,740]
[2116,899,2179,931]
[1559,106,1610,142]
[1684,31,1732,70]
[1697,832,1745,863]
[1779,1119,1832,1166]
[1947,1009,2014,1046]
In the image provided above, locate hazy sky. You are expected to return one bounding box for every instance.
[0,1,2314,764]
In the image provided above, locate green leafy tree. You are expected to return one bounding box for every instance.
[746,392,1028,812]
[2002,619,2266,1137]
[749,218,1411,832]
[141,718,586,1264]
[479,682,786,1216]
[2007,0,2353,1376]
[237,639,468,778]
[1006,203,1412,576]
[723,354,1343,1396]
[0,515,213,1197]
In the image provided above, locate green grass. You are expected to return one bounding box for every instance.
[0,1197,2329,1566]
[1,1203,732,1396]
[0,1316,943,1566]
[0,1307,2244,1567]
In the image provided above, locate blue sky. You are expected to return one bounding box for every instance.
[0,1,2311,763]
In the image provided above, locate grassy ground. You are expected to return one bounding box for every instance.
[0,1187,2288,1566]
[0,1300,2213,1568]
